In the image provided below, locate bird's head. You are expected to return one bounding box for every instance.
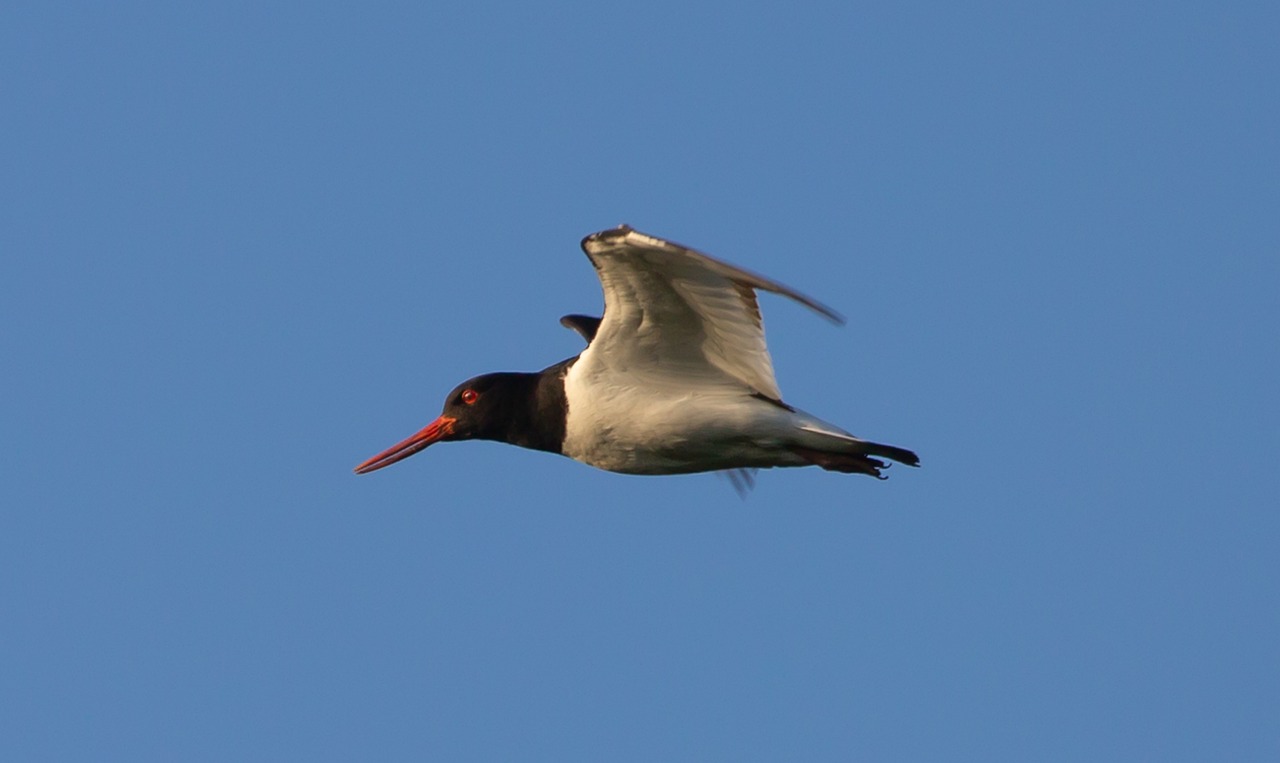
[353,373,528,474]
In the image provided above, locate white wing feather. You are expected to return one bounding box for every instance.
[579,226,842,402]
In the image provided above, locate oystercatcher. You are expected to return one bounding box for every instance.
[355,225,918,486]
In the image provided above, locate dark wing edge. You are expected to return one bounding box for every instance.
[559,314,602,344]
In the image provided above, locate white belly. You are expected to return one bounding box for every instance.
[561,357,810,474]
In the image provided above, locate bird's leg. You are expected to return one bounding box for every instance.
[789,447,889,479]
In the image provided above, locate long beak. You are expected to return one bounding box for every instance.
[354,416,457,474]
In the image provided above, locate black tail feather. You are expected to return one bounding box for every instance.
[789,440,919,479]
[863,442,920,468]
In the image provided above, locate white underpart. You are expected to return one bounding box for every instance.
[562,352,862,473]
[560,226,866,474]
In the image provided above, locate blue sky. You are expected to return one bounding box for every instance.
[3,1,1277,759]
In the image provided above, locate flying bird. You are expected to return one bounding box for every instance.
[354,225,918,486]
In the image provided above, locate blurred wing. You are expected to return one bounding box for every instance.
[721,468,759,498]
[579,225,843,401]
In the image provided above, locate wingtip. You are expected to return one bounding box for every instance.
[785,292,845,325]
[819,305,847,326]
[559,313,602,343]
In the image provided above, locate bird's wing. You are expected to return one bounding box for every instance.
[579,225,843,401]
[559,314,602,344]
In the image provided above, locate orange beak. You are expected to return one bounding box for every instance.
[354,416,457,474]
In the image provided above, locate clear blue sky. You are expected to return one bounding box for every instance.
[4,2,1277,760]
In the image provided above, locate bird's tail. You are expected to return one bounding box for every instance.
[789,439,920,480]
[782,412,919,479]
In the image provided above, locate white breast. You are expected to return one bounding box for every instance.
[560,346,812,474]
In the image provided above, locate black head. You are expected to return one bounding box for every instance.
[437,373,539,442]
[354,372,555,474]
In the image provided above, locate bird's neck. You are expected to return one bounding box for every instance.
[490,363,571,455]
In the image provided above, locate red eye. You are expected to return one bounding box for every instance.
[461,389,478,405]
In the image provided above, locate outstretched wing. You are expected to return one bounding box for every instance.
[578,225,842,402]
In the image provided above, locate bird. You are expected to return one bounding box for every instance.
[354,225,919,488]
